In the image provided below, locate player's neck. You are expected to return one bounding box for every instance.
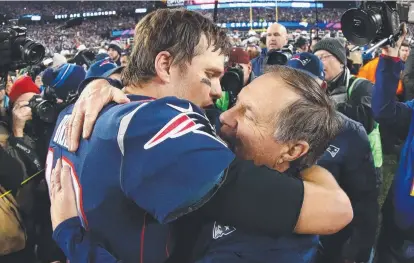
[123,81,167,99]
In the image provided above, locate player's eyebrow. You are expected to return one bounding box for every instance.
[201,78,211,87]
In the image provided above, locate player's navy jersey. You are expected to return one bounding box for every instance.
[47,95,235,263]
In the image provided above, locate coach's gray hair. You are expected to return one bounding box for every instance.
[265,65,342,168]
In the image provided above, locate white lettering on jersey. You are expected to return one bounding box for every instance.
[212,221,236,239]
[53,115,71,149]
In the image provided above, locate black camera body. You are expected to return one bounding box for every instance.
[27,86,76,124]
[0,26,45,73]
[267,45,294,66]
[220,65,245,109]
[341,2,400,46]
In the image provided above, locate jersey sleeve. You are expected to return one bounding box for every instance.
[53,217,123,263]
[118,97,235,224]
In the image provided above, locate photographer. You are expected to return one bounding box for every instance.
[7,63,84,263]
[295,37,309,53]
[216,48,255,111]
[251,23,288,76]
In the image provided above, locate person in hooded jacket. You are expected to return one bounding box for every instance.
[313,38,383,186]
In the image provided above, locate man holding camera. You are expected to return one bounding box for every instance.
[251,23,288,76]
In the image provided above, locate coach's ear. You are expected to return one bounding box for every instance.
[273,141,309,171]
[280,141,309,163]
[154,51,173,83]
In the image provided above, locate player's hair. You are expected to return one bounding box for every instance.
[265,65,342,168]
[122,8,231,86]
[401,41,410,48]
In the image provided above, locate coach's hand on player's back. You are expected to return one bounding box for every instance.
[50,159,78,230]
[67,79,129,152]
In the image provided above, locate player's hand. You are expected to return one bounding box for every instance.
[50,159,78,231]
[12,101,32,137]
[67,79,129,152]
[382,22,407,58]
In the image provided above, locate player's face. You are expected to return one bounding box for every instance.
[169,40,224,108]
[220,74,300,169]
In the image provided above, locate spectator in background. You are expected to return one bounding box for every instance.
[310,37,321,52]
[313,38,383,185]
[0,84,6,118]
[216,48,254,112]
[251,23,288,76]
[107,40,123,66]
[85,59,117,79]
[399,41,410,62]
[295,37,309,53]
[246,45,260,60]
[120,53,129,67]
[42,64,86,102]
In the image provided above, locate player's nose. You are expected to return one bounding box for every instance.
[210,80,222,100]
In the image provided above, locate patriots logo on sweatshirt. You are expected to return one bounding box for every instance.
[212,221,236,239]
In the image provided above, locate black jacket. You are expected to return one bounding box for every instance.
[328,69,376,134]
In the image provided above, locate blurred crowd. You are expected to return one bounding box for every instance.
[1,1,152,17]
[199,7,346,23]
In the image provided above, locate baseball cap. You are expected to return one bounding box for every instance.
[9,76,40,103]
[287,52,325,81]
[228,47,250,65]
[86,59,117,79]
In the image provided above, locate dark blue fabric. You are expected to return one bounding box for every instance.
[317,114,378,262]
[49,95,234,263]
[194,220,318,263]
[251,53,266,77]
[371,56,414,231]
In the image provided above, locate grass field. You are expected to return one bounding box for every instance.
[379,154,399,208]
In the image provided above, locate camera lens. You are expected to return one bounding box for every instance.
[20,39,45,65]
[341,8,382,46]
[36,101,57,123]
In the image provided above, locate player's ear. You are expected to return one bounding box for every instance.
[154,51,173,83]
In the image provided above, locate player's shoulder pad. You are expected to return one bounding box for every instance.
[118,96,228,153]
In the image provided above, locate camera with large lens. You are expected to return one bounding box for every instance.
[267,44,294,65]
[221,65,245,109]
[0,26,46,73]
[341,2,401,46]
[27,87,61,124]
